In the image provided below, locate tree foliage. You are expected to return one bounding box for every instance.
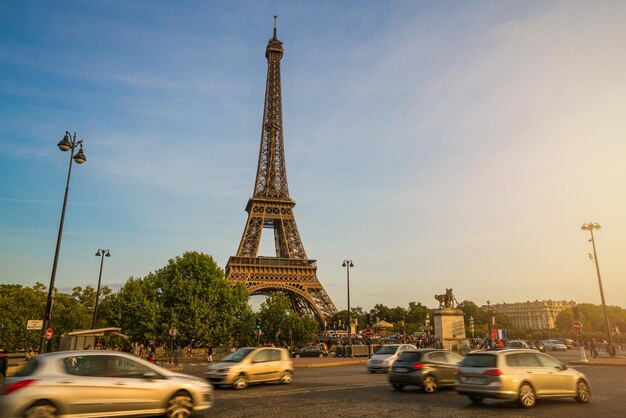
[101,251,254,347]
[258,292,318,347]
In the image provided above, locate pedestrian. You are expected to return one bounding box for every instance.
[590,337,599,358]
[134,342,143,357]
[207,344,213,363]
[25,347,36,361]
[0,349,8,380]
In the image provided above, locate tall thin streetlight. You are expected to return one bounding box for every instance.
[342,260,354,354]
[40,132,87,353]
[92,249,111,329]
[581,222,615,356]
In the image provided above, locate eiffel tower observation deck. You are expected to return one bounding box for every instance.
[225,18,337,325]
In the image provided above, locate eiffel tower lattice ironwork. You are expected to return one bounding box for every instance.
[226,19,337,325]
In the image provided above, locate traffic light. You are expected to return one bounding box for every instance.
[255,318,262,329]
[572,306,580,320]
[366,313,371,327]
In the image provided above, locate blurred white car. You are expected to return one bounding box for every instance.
[0,350,213,418]
[542,339,567,351]
[366,344,416,373]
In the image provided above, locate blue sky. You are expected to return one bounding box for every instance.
[2,0,626,311]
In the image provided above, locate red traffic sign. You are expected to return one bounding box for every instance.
[363,328,373,337]
[573,321,583,331]
[45,327,53,339]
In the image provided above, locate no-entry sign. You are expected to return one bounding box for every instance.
[573,321,583,331]
[45,327,53,339]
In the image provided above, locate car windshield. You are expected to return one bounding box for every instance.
[460,354,497,368]
[376,346,398,355]
[509,342,523,348]
[221,348,255,362]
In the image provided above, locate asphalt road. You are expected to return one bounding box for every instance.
[179,351,626,418]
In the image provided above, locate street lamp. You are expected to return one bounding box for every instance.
[581,222,615,356]
[40,132,87,353]
[342,260,354,354]
[92,249,111,329]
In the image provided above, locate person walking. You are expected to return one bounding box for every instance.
[207,344,213,363]
[0,349,8,380]
[590,337,599,358]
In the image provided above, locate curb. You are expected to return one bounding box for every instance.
[295,359,368,369]
[570,360,626,367]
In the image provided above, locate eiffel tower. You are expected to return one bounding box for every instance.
[225,19,337,325]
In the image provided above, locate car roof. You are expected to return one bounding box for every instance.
[36,350,137,359]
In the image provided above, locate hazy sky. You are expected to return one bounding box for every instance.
[1,1,625,312]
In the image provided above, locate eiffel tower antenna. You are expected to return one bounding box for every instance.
[273,15,277,38]
[226,20,337,326]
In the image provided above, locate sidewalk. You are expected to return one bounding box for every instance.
[158,355,369,370]
[293,356,368,369]
[570,354,626,367]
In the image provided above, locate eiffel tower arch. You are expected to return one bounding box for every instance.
[225,19,337,326]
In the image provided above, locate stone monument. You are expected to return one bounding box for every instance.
[433,289,466,344]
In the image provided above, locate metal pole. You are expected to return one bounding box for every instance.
[91,251,106,329]
[589,227,615,352]
[346,263,352,355]
[40,134,76,354]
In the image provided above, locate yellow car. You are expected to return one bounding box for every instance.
[205,347,293,389]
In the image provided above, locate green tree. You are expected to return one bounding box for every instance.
[0,283,47,351]
[101,252,253,348]
[258,292,318,347]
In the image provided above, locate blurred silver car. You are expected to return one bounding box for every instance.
[206,347,293,389]
[455,349,591,408]
[0,350,213,418]
[366,344,416,373]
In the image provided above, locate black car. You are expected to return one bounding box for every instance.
[291,346,329,358]
[388,349,464,393]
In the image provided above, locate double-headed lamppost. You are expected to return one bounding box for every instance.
[40,132,87,353]
[342,260,354,353]
[92,249,111,329]
[581,222,615,356]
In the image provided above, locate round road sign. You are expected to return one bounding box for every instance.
[363,328,373,337]
[45,327,53,339]
[573,321,583,331]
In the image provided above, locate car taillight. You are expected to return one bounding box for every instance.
[483,369,503,376]
[454,369,461,375]
[2,379,37,396]
[411,363,424,370]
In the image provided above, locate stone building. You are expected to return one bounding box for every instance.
[482,300,576,330]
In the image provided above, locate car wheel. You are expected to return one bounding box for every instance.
[318,353,324,358]
[468,395,484,404]
[422,375,438,393]
[369,369,376,373]
[518,383,536,408]
[233,373,248,390]
[392,383,404,391]
[23,401,59,418]
[575,380,591,403]
[166,391,193,418]
[280,371,293,384]
[294,353,301,358]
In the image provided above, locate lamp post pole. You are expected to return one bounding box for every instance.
[486,300,492,344]
[581,222,615,355]
[342,260,354,354]
[39,132,87,353]
[92,249,111,329]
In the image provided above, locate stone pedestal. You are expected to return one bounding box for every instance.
[433,308,466,341]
